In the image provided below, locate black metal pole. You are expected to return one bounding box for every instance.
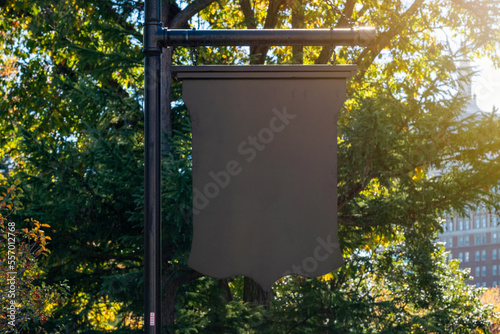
[144,0,162,332]
[157,27,376,47]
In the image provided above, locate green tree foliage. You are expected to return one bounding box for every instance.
[1,0,500,332]
[174,231,495,333]
[0,0,145,330]
[0,178,69,333]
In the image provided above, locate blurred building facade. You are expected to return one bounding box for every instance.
[439,209,500,287]
[438,60,498,287]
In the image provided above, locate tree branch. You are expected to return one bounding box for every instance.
[292,0,304,64]
[337,0,357,28]
[250,0,287,64]
[338,155,373,210]
[169,0,218,29]
[352,0,425,81]
[338,182,364,211]
[338,217,361,226]
[315,0,357,64]
[239,0,257,29]
[263,0,286,29]
[88,253,142,262]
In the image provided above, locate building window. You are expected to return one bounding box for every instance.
[475,235,480,245]
[465,236,469,246]
[476,218,480,229]
[482,234,487,244]
[459,220,463,230]
[465,219,470,230]
[476,251,480,261]
[494,215,498,225]
[443,223,447,232]
[448,253,453,261]
[476,267,480,277]
[459,252,463,261]
[494,265,498,276]
[494,249,497,260]
[494,233,498,244]
[465,252,469,262]
[483,282,487,287]
[482,250,486,261]
[482,218,487,228]
[449,222,453,232]
[482,266,486,277]
[459,237,463,247]
[494,281,498,287]
[448,238,453,247]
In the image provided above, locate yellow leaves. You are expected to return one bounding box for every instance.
[362,228,405,252]
[481,287,500,317]
[411,323,423,330]
[0,180,23,214]
[373,234,391,248]
[409,166,425,181]
[21,218,52,256]
[360,178,390,198]
[0,55,19,77]
[71,293,121,331]
[320,273,334,281]
[35,246,50,256]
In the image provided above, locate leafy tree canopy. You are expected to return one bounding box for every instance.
[1,0,500,332]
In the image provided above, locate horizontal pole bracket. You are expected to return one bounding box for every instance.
[153,28,375,48]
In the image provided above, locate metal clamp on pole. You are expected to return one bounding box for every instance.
[159,27,375,47]
[143,21,164,54]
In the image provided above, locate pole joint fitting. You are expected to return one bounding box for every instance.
[143,21,164,55]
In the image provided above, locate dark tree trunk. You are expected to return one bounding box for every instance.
[161,2,175,328]
[161,268,202,331]
[243,277,272,307]
[160,46,173,153]
[292,0,304,64]
[243,0,287,64]
[161,275,179,331]
[218,278,233,302]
